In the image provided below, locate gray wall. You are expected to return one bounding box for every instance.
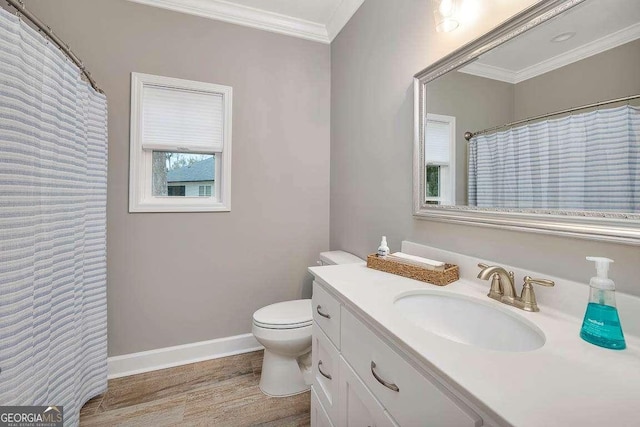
[426,72,514,204]
[514,39,640,119]
[331,0,640,295]
[19,0,330,356]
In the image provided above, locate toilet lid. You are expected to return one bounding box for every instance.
[253,299,312,329]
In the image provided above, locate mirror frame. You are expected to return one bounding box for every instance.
[413,0,640,245]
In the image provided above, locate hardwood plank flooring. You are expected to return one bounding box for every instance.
[80,351,310,426]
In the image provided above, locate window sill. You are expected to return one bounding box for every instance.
[129,199,231,213]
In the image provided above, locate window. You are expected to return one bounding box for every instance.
[424,113,456,205]
[199,185,212,197]
[129,73,232,212]
[168,185,185,196]
[425,165,441,204]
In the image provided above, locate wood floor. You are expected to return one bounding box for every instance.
[79,351,310,426]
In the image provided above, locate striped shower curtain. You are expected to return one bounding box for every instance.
[468,105,640,212]
[0,7,107,427]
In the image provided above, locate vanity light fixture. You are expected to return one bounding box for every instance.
[432,0,460,32]
[551,31,576,42]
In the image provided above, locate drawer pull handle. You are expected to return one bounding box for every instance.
[370,361,399,392]
[316,305,331,319]
[318,360,332,380]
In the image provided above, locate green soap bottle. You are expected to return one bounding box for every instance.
[580,257,626,350]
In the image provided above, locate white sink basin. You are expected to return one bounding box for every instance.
[394,291,545,352]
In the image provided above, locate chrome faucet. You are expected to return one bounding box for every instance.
[477,263,554,312]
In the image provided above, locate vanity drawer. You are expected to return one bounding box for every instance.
[312,324,340,425]
[311,387,335,427]
[341,308,482,427]
[312,281,341,348]
[339,356,399,427]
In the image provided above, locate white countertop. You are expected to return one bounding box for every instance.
[308,262,640,427]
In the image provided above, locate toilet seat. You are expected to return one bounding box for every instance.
[253,299,312,330]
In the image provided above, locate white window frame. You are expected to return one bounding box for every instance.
[425,113,456,206]
[129,73,232,212]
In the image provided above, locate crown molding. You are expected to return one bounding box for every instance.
[457,62,516,84]
[515,21,640,83]
[127,0,330,43]
[458,22,640,84]
[326,0,366,41]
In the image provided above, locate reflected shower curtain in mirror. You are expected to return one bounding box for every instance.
[0,7,107,427]
[468,105,640,212]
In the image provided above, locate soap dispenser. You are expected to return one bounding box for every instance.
[377,236,389,257]
[580,257,626,350]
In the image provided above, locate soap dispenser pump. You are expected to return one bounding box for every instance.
[580,257,626,350]
[377,236,389,257]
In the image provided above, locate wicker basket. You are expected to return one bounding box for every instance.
[366,254,459,286]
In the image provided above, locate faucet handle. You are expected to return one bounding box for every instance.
[524,276,555,287]
[520,276,555,312]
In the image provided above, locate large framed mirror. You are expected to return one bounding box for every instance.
[414,0,640,245]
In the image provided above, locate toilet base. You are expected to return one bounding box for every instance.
[258,349,311,397]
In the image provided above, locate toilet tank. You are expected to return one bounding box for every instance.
[318,250,363,266]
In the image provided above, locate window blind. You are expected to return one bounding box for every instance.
[425,120,451,165]
[142,85,224,153]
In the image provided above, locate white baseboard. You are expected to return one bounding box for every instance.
[107,333,263,379]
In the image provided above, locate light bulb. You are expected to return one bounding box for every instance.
[433,0,460,33]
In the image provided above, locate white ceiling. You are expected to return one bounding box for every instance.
[460,0,640,83]
[127,0,366,43]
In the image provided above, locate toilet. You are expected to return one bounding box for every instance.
[252,250,364,397]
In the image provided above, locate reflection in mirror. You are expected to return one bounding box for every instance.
[425,114,456,205]
[423,0,640,213]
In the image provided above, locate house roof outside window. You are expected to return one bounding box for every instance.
[167,157,215,183]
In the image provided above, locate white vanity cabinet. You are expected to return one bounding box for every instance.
[311,388,334,427]
[341,309,481,427]
[312,281,343,426]
[312,282,341,346]
[311,280,483,427]
[339,356,399,427]
[312,324,340,424]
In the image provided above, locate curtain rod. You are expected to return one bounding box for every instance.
[464,93,640,141]
[6,0,103,94]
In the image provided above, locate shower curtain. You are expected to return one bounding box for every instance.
[0,7,107,427]
[468,105,640,212]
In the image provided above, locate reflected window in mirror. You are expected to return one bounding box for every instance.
[425,114,456,205]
